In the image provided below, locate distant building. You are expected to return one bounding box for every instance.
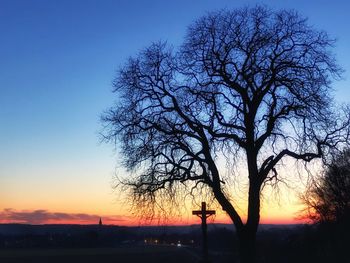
[99,217,102,227]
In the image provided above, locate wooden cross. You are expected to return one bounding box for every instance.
[192,202,215,261]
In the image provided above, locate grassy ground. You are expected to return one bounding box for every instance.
[0,245,201,263]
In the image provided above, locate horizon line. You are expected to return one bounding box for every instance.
[0,222,308,227]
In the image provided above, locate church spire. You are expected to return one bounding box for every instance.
[99,217,102,227]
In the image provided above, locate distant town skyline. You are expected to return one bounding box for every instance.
[1,0,350,225]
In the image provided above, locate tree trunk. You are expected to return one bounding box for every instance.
[237,228,257,263]
[237,183,260,263]
[239,163,261,263]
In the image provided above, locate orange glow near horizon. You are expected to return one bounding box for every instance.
[0,215,307,226]
[0,205,308,226]
[1,160,310,227]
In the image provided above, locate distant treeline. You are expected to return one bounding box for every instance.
[0,224,234,249]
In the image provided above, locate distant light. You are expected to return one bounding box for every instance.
[177,243,182,247]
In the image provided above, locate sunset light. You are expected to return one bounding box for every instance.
[1,1,350,262]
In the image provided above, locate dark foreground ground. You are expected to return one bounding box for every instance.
[0,246,198,263]
[1,223,349,263]
[0,245,235,263]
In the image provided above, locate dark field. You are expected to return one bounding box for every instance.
[0,246,201,263]
[2,224,348,263]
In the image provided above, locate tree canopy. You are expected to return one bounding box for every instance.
[103,6,350,263]
[303,149,350,223]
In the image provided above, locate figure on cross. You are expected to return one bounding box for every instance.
[193,202,215,262]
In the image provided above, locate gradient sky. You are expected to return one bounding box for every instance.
[1,0,350,225]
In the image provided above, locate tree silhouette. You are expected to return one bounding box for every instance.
[103,6,350,263]
[303,149,350,223]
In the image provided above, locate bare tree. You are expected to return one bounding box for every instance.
[102,6,350,263]
[302,149,350,223]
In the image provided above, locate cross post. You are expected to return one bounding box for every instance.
[192,202,215,261]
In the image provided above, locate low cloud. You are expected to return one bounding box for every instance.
[0,208,129,225]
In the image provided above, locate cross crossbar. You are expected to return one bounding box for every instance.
[192,210,215,216]
[192,202,216,218]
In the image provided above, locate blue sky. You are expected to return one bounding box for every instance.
[1,0,349,224]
